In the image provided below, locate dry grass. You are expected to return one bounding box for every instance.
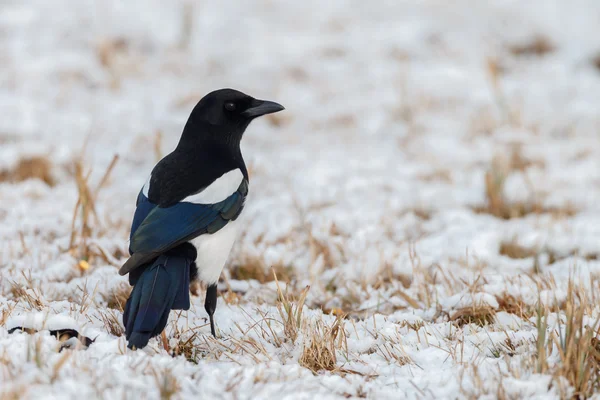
[99,309,124,337]
[274,272,310,343]
[217,329,273,363]
[495,293,536,320]
[10,280,44,311]
[308,227,338,272]
[489,336,521,358]
[229,256,295,284]
[265,113,292,128]
[104,283,131,312]
[533,285,600,398]
[373,261,412,290]
[486,58,518,127]
[416,168,452,183]
[172,331,201,364]
[451,304,496,327]
[168,320,203,364]
[96,37,133,89]
[97,37,127,68]
[509,36,555,57]
[375,342,413,366]
[499,239,537,259]
[0,156,55,186]
[499,239,599,272]
[154,130,163,162]
[299,316,346,373]
[292,200,341,276]
[68,154,119,265]
[459,365,512,400]
[473,150,576,220]
[152,369,180,400]
[0,304,16,326]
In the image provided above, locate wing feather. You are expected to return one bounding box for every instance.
[119,179,247,276]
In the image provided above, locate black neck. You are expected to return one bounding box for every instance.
[176,120,248,179]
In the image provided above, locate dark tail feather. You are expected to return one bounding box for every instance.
[123,253,192,349]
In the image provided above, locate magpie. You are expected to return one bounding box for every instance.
[119,88,284,349]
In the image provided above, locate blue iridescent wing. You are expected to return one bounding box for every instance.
[119,180,247,276]
[129,190,158,250]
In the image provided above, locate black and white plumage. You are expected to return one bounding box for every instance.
[120,88,284,349]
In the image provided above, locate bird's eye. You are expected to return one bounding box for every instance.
[224,102,236,112]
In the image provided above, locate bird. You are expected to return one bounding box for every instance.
[119,88,284,349]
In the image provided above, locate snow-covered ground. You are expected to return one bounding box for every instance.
[2,0,600,398]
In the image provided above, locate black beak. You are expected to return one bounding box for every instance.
[242,99,285,118]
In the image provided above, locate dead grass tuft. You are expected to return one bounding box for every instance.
[300,316,346,374]
[229,256,295,284]
[474,150,576,220]
[451,304,496,327]
[473,200,576,220]
[0,156,55,186]
[172,327,201,364]
[509,36,555,57]
[274,271,310,343]
[99,309,124,337]
[97,37,128,68]
[409,208,433,221]
[374,262,412,290]
[499,239,598,272]
[489,336,523,358]
[68,153,119,266]
[104,283,131,312]
[536,283,600,398]
[96,37,132,89]
[308,231,337,271]
[152,369,180,400]
[495,293,535,320]
[10,283,44,311]
[499,239,537,259]
[0,304,16,326]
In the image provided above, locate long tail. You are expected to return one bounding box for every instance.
[123,246,196,349]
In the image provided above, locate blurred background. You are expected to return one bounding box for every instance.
[2,0,600,292]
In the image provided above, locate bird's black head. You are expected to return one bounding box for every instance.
[181,88,284,147]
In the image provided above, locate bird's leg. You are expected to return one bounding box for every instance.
[204,284,218,337]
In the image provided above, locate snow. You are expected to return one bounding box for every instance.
[2,0,600,398]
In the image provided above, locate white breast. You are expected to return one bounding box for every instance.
[183,169,243,204]
[188,169,245,283]
[192,219,240,284]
